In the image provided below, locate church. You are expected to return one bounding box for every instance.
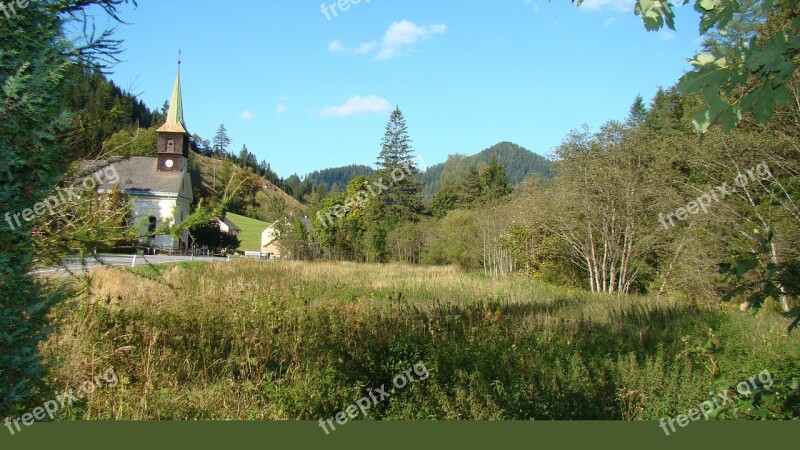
[91,62,194,251]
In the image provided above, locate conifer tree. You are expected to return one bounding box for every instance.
[626,95,648,127]
[213,124,232,156]
[374,107,424,224]
[0,0,135,417]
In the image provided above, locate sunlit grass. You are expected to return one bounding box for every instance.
[43,260,800,421]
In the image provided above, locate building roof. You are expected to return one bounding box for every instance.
[220,216,242,232]
[81,157,185,196]
[157,63,188,134]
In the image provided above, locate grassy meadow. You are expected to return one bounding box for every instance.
[225,213,270,252]
[43,260,800,421]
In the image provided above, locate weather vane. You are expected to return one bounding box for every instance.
[178,49,181,66]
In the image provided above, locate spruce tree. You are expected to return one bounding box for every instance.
[374,107,424,224]
[627,95,648,127]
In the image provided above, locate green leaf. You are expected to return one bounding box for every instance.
[692,109,712,134]
[698,0,721,10]
[696,53,717,65]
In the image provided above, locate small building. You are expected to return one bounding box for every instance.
[261,220,282,258]
[260,216,316,259]
[217,217,241,237]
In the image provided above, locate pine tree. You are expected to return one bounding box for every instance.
[213,124,232,156]
[627,95,648,127]
[374,107,424,224]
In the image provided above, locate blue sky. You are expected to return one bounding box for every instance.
[96,0,702,177]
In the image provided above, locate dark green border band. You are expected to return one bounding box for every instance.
[1,422,797,450]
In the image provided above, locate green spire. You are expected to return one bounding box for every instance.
[158,57,187,134]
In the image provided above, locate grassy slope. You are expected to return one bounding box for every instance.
[189,152,304,211]
[226,212,270,252]
[44,261,799,421]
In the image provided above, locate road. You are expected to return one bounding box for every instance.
[32,254,231,277]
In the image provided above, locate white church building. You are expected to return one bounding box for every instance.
[92,62,194,250]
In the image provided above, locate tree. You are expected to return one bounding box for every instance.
[188,219,241,254]
[238,144,257,169]
[201,139,213,157]
[0,0,135,418]
[213,124,232,156]
[476,155,511,202]
[574,0,800,133]
[375,107,424,224]
[701,0,767,55]
[627,95,648,127]
[545,122,672,294]
[102,128,159,157]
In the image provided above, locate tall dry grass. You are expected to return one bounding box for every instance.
[41,260,800,421]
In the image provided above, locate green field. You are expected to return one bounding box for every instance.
[44,261,800,421]
[226,213,270,252]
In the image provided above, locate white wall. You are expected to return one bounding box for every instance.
[132,196,191,250]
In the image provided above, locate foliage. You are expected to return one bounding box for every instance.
[188,219,241,254]
[721,230,800,331]
[302,165,375,198]
[101,127,159,157]
[0,0,135,418]
[574,0,800,133]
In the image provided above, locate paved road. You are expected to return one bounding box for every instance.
[33,254,230,277]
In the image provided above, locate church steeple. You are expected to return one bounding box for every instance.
[156,52,190,173]
[158,54,187,134]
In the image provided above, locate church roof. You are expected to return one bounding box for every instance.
[81,157,186,196]
[157,63,187,134]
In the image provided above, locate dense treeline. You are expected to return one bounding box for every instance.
[63,64,162,160]
[303,165,375,197]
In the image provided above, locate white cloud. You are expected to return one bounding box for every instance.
[328,20,446,61]
[320,95,392,117]
[354,42,377,54]
[328,40,346,53]
[377,21,446,59]
[579,0,635,12]
[524,0,540,12]
[603,17,617,27]
[661,30,675,41]
[276,104,288,114]
[239,110,256,121]
[329,40,377,55]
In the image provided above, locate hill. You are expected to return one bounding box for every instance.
[302,142,553,201]
[189,152,305,222]
[303,165,374,196]
[225,213,270,252]
[422,142,554,199]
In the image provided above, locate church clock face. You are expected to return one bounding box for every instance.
[165,159,174,169]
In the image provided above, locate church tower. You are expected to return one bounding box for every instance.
[156,56,190,173]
